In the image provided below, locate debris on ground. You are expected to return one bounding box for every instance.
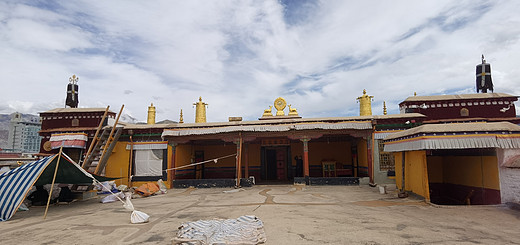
[172,215,266,245]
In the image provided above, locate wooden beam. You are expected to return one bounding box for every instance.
[235,134,243,187]
[44,147,63,220]
[95,105,124,174]
[82,106,109,168]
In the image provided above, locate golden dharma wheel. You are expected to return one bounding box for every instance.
[274,97,287,111]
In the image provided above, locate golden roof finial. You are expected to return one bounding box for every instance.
[179,109,184,123]
[288,104,299,116]
[356,89,374,116]
[262,106,273,117]
[194,97,208,123]
[383,101,387,115]
[414,92,417,96]
[274,97,287,116]
[147,103,156,125]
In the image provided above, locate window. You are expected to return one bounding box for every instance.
[378,141,395,171]
[132,149,167,181]
[460,108,469,117]
[72,119,79,126]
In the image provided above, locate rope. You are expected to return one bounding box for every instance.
[163,153,237,172]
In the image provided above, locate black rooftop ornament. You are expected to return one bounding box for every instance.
[476,54,493,93]
[66,74,79,108]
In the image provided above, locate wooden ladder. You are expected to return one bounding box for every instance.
[74,105,124,191]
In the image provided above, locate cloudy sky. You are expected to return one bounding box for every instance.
[1,0,519,123]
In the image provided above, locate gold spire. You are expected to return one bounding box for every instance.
[147,103,156,124]
[179,109,184,123]
[383,101,387,115]
[414,92,417,96]
[194,96,208,123]
[356,89,374,116]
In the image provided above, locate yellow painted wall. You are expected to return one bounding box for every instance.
[105,141,130,186]
[246,143,262,167]
[441,156,499,190]
[394,151,430,200]
[357,139,368,168]
[105,141,175,189]
[308,141,351,167]
[197,144,236,167]
[175,144,193,168]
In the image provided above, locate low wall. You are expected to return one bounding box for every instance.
[173,178,254,188]
[499,167,520,204]
[294,177,359,186]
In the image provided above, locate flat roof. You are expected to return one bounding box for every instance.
[40,108,115,114]
[385,121,520,140]
[122,113,425,130]
[400,93,518,104]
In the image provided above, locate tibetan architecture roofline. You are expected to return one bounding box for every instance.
[122,113,425,131]
[41,108,115,114]
[39,127,99,133]
[400,93,518,104]
[384,122,520,152]
[162,121,373,137]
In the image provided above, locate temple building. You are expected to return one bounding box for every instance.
[104,95,421,189]
[39,58,520,207]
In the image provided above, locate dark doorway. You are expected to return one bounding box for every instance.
[261,146,289,181]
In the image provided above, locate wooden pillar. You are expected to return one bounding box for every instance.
[367,135,374,184]
[244,144,249,178]
[235,135,243,187]
[301,138,310,178]
[169,142,177,188]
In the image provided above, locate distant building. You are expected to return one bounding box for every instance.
[399,93,518,122]
[38,108,116,162]
[6,113,41,153]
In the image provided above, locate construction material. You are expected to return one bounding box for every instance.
[172,215,266,245]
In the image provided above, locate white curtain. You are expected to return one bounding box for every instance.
[135,149,163,176]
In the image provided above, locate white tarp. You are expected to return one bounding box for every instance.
[134,150,163,176]
[172,215,266,245]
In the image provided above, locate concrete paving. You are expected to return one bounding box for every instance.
[2,185,520,245]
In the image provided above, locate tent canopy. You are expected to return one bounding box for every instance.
[0,153,118,222]
[34,156,115,185]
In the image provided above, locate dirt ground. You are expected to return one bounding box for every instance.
[2,185,520,245]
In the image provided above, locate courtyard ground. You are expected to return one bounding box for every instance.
[1,185,520,245]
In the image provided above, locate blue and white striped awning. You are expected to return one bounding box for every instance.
[0,156,54,222]
[0,153,117,222]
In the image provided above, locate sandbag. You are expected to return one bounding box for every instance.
[135,182,160,197]
[157,179,167,194]
[131,210,149,224]
[101,192,125,203]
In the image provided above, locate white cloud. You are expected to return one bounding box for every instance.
[0,0,519,122]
